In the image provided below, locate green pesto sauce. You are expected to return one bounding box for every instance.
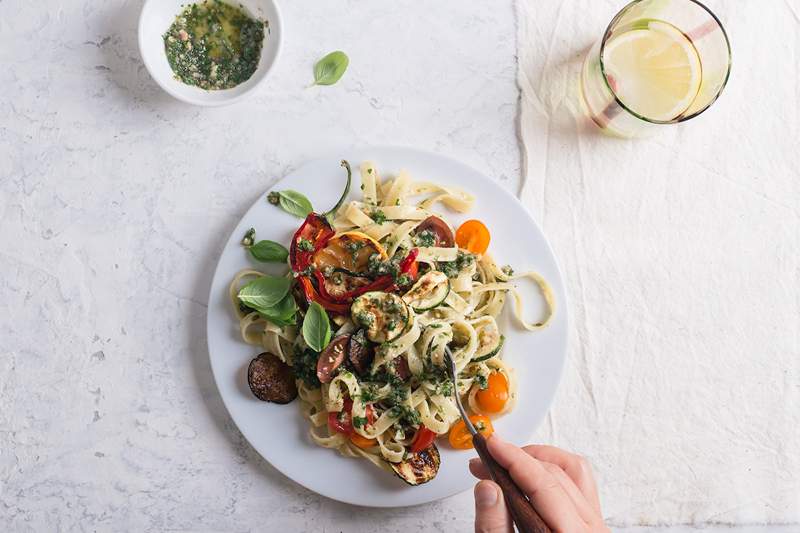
[163,0,265,90]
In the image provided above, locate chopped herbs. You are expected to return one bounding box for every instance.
[345,239,366,263]
[370,209,387,224]
[163,0,265,90]
[241,227,256,247]
[297,238,315,252]
[352,415,369,429]
[388,404,420,427]
[475,374,489,390]
[439,251,475,278]
[355,311,375,328]
[267,191,280,205]
[413,229,436,248]
[396,274,412,287]
[293,348,321,388]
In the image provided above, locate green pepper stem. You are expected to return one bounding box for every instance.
[324,160,352,222]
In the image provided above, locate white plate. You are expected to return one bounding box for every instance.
[138,0,282,106]
[206,146,568,507]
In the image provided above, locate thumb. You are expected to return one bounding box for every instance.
[474,480,512,533]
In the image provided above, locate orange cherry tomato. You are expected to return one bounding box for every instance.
[455,220,491,255]
[349,433,378,449]
[475,372,509,413]
[448,415,494,450]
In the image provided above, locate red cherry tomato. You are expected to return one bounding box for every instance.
[410,426,437,453]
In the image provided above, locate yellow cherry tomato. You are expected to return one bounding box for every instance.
[448,415,494,449]
[475,372,509,413]
[455,220,491,255]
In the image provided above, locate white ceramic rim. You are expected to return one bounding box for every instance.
[137,0,283,107]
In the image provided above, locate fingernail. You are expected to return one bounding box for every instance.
[474,481,498,507]
[469,458,482,468]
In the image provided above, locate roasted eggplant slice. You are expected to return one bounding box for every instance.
[347,329,374,376]
[391,444,441,486]
[247,352,297,404]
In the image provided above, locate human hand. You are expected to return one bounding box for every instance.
[470,436,608,533]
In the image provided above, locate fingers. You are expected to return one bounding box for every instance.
[486,436,588,532]
[473,480,513,533]
[470,457,598,526]
[539,461,599,526]
[522,445,601,511]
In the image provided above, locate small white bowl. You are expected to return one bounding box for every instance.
[138,0,282,106]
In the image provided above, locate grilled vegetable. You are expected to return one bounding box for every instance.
[448,415,494,449]
[455,219,491,255]
[410,426,437,453]
[471,319,504,362]
[475,372,509,413]
[414,216,455,247]
[402,271,450,312]
[247,352,297,404]
[351,291,410,343]
[391,444,441,485]
[316,334,350,384]
[347,329,374,376]
[313,231,387,273]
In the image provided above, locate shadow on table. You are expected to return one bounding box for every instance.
[515,42,604,152]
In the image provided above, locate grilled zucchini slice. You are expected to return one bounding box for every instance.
[402,271,450,312]
[351,291,410,343]
[471,318,504,362]
[391,444,441,485]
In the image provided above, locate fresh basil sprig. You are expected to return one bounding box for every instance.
[238,276,291,311]
[302,301,331,352]
[257,292,298,327]
[249,240,289,263]
[313,51,349,86]
[268,190,313,218]
[237,275,297,326]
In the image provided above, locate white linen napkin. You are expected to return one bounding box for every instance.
[516,0,800,525]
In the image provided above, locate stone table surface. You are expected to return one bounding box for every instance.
[0,0,794,531]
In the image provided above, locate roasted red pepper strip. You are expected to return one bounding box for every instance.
[410,426,437,453]
[314,270,395,303]
[290,214,335,273]
[297,275,351,314]
[399,248,419,271]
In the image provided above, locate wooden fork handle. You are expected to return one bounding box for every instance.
[472,433,552,533]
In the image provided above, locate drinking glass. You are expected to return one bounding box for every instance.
[581,0,731,137]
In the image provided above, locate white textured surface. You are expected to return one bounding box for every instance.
[518,0,800,527]
[2,0,798,530]
[0,0,517,531]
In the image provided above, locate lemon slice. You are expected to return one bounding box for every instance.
[602,20,702,121]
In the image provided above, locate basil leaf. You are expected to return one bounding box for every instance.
[313,51,349,86]
[238,276,291,310]
[249,240,289,263]
[302,301,331,352]
[277,190,313,218]
[254,292,298,326]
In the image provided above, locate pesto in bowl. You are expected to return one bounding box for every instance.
[163,0,265,90]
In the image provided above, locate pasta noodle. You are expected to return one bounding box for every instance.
[231,160,555,478]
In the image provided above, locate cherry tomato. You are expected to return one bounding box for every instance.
[475,372,509,413]
[327,399,375,435]
[349,433,378,449]
[415,216,455,247]
[328,409,352,435]
[448,415,494,450]
[410,426,437,453]
[455,220,491,255]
